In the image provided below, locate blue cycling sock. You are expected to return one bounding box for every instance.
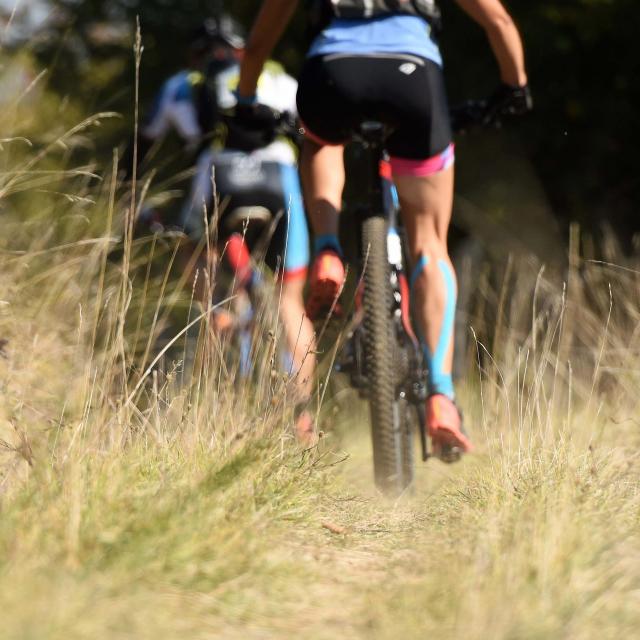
[412,256,456,400]
[314,234,342,257]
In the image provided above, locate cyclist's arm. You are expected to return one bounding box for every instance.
[237,0,299,99]
[142,80,200,140]
[454,0,528,86]
[165,101,202,151]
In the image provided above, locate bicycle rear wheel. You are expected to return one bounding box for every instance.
[362,215,414,494]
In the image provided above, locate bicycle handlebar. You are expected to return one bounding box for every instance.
[450,99,494,134]
[222,109,303,144]
[227,99,505,147]
[267,103,503,141]
[273,110,300,133]
[450,88,532,134]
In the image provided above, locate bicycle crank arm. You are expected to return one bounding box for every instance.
[416,402,430,462]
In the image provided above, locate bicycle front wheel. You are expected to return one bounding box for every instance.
[362,215,414,495]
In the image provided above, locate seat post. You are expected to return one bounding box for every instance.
[357,121,387,221]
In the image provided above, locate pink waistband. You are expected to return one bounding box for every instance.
[390,144,455,177]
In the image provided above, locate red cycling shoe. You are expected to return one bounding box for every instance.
[427,394,474,463]
[305,249,345,320]
[225,233,253,288]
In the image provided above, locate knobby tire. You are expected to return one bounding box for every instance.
[362,215,414,495]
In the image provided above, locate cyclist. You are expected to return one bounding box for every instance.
[236,0,532,459]
[128,16,244,183]
[133,15,317,441]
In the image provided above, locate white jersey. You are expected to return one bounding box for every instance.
[142,70,203,151]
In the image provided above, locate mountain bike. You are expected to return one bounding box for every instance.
[133,111,305,393]
[333,99,496,495]
[183,111,306,386]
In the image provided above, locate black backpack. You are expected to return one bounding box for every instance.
[309,0,442,34]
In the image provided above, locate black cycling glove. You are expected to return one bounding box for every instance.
[227,102,280,151]
[488,83,533,119]
[225,103,280,152]
[235,102,281,130]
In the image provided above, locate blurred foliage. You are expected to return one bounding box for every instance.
[7,0,640,249]
[440,0,640,248]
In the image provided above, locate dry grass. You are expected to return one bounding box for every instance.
[1,58,639,639]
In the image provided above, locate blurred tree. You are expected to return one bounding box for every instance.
[441,0,640,248]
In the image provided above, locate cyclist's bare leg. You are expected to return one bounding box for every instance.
[394,166,456,396]
[300,140,347,318]
[395,166,472,457]
[300,140,344,239]
[280,275,318,444]
[279,276,316,399]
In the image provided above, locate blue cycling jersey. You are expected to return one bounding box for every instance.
[308,15,442,66]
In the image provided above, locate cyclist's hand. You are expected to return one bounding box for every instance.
[228,102,280,151]
[488,83,533,120]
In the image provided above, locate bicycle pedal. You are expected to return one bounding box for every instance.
[438,445,462,464]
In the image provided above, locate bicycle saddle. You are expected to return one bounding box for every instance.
[223,206,272,234]
[354,120,396,146]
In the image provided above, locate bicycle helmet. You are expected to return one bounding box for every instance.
[191,15,246,54]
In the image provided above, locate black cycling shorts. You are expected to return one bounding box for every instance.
[297,53,452,161]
